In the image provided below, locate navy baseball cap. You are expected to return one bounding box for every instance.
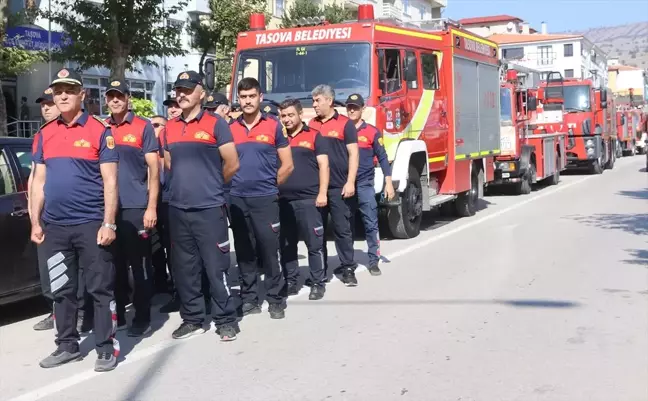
[346,93,365,107]
[261,103,279,116]
[35,88,54,104]
[105,79,130,95]
[204,92,229,109]
[174,70,203,90]
[50,68,83,87]
[163,97,178,107]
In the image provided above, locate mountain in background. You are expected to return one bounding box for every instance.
[566,21,648,69]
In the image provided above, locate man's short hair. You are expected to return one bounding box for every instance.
[237,77,261,94]
[151,115,167,121]
[311,84,335,100]
[279,98,303,113]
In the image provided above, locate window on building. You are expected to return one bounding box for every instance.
[274,0,284,17]
[564,43,573,57]
[82,76,154,116]
[403,0,409,14]
[502,47,524,60]
[564,69,574,78]
[538,46,552,66]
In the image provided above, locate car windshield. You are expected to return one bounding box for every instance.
[233,43,371,105]
[563,85,591,112]
[500,88,513,122]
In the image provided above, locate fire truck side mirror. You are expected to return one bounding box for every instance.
[527,96,538,112]
[204,58,215,92]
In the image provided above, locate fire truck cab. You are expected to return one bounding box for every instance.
[207,5,502,239]
[492,66,566,194]
[542,78,616,174]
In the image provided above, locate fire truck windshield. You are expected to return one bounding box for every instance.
[500,88,513,123]
[563,85,591,112]
[233,43,371,104]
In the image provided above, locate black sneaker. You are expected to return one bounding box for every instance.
[242,302,261,316]
[287,283,299,296]
[127,322,152,337]
[309,285,325,300]
[172,322,206,340]
[39,349,81,368]
[268,303,285,319]
[94,352,117,372]
[33,313,55,331]
[367,264,382,276]
[159,295,180,313]
[341,270,358,287]
[217,325,238,342]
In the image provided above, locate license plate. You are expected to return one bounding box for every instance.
[502,173,510,178]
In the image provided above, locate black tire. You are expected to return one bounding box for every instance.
[516,164,534,195]
[455,166,478,217]
[605,140,616,169]
[590,159,603,174]
[386,166,423,239]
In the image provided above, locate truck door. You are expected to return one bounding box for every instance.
[0,145,38,298]
[419,51,447,165]
[377,47,406,158]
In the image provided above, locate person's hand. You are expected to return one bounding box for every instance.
[384,181,395,201]
[97,226,116,246]
[31,224,45,245]
[316,193,327,207]
[143,207,157,230]
[342,181,355,198]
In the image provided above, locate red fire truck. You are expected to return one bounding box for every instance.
[205,5,502,239]
[541,78,616,174]
[615,104,638,156]
[492,66,566,194]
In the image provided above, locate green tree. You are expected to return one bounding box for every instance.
[0,4,48,136]
[188,0,267,91]
[280,0,352,28]
[130,98,155,117]
[44,0,188,82]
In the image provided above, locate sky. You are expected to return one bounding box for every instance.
[444,0,648,32]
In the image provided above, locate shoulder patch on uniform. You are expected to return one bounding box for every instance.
[106,136,115,149]
[282,125,288,138]
[92,115,110,128]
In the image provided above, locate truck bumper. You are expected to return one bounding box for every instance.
[492,160,526,185]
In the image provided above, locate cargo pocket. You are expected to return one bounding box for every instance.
[217,240,230,254]
[313,225,324,237]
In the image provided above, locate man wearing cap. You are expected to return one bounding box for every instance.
[163,98,182,119]
[309,84,359,286]
[278,98,329,300]
[204,91,231,121]
[30,68,120,371]
[346,94,395,276]
[162,70,240,341]
[104,79,160,337]
[229,77,294,319]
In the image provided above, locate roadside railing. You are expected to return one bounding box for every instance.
[5,120,41,138]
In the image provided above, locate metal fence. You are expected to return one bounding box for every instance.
[5,120,41,138]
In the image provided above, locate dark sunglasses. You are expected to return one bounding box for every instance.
[152,123,165,128]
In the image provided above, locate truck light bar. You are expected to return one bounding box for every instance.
[294,16,328,27]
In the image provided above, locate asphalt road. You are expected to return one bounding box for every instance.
[1,156,646,401]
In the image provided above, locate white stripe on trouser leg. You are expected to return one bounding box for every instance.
[277,250,282,273]
[222,272,230,296]
[49,262,67,282]
[50,273,69,293]
[47,252,65,269]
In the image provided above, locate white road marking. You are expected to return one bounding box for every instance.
[7,161,633,401]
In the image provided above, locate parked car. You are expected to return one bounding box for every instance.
[0,137,40,305]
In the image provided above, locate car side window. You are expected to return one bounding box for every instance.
[13,147,33,190]
[0,150,17,196]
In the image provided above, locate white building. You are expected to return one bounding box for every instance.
[2,0,446,120]
[459,15,608,88]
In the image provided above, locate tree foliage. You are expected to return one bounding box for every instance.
[44,0,188,82]
[188,0,267,90]
[130,98,155,118]
[280,0,352,28]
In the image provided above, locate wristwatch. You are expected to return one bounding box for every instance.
[102,223,117,231]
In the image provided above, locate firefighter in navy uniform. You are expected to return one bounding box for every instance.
[278,98,329,300]
[204,91,231,121]
[308,84,360,286]
[345,94,395,276]
[30,68,120,372]
[228,78,294,319]
[162,70,241,341]
[104,80,160,336]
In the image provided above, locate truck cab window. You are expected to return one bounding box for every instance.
[421,52,439,90]
[405,51,418,89]
[379,49,402,94]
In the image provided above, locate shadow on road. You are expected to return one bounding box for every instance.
[617,188,648,200]
[288,298,581,308]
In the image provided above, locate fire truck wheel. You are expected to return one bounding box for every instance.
[548,154,560,186]
[455,166,479,217]
[606,145,616,170]
[590,159,603,175]
[386,165,423,239]
[516,164,534,195]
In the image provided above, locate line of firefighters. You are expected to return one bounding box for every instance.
[28,68,396,372]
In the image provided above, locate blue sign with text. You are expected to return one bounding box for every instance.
[3,26,72,52]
